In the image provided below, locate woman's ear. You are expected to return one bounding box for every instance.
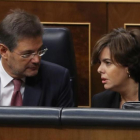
[0,44,9,59]
[126,67,130,78]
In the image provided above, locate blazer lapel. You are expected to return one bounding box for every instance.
[23,73,42,106]
[111,92,120,108]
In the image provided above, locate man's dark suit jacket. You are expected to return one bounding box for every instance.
[92,89,140,108]
[23,60,74,107]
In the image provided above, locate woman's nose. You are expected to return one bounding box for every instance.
[97,64,104,74]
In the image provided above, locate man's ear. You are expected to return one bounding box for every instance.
[0,44,9,59]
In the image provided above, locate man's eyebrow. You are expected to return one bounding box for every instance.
[20,45,44,54]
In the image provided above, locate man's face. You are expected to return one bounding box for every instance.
[2,36,43,78]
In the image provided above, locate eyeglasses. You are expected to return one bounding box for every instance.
[13,48,48,59]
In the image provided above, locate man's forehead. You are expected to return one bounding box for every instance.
[15,37,43,51]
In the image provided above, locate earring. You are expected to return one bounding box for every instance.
[127,70,130,78]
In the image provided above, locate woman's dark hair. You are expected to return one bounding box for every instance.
[92,28,140,83]
[0,9,43,51]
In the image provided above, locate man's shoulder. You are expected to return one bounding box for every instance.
[26,60,70,84]
[39,60,69,78]
[40,60,68,73]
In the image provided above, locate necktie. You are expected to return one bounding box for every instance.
[11,79,22,106]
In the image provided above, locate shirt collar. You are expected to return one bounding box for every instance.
[0,59,25,88]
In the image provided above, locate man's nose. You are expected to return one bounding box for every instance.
[31,54,41,63]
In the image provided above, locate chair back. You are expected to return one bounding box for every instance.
[42,27,77,105]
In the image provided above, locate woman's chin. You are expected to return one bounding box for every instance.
[104,84,111,90]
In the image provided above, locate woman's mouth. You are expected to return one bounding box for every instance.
[101,78,108,84]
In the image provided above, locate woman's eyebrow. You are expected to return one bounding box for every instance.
[100,58,111,62]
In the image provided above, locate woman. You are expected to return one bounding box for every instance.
[91,28,140,108]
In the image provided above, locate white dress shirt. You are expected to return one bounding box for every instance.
[0,60,25,106]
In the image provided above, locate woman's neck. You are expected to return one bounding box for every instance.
[119,80,139,108]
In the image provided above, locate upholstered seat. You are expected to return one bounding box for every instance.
[0,107,61,126]
[122,102,140,109]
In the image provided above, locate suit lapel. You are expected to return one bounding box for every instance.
[23,82,42,106]
[23,72,42,106]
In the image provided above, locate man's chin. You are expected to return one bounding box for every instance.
[24,69,39,77]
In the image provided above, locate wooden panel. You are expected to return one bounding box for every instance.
[124,24,140,31]
[0,1,107,106]
[1,126,140,140]
[108,3,140,32]
[3,0,140,2]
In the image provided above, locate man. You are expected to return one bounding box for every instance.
[0,9,74,106]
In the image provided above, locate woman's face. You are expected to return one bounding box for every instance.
[97,47,129,91]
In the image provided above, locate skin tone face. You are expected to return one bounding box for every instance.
[97,47,130,92]
[97,47,139,108]
[0,36,43,79]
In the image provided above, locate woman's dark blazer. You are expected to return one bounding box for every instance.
[92,88,140,108]
[91,90,120,108]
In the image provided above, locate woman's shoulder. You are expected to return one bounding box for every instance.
[91,90,119,108]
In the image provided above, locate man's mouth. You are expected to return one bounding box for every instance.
[28,66,39,70]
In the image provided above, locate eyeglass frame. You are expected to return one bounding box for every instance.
[12,48,48,59]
